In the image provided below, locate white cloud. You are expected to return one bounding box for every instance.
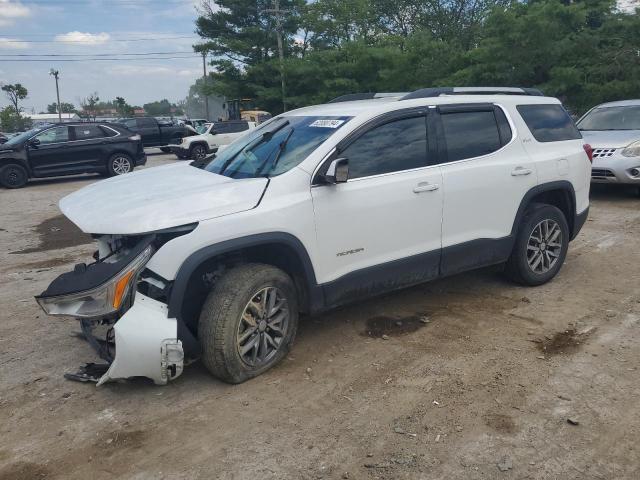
[0,0,30,27]
[55,31,111,45]
[0,37,29,49]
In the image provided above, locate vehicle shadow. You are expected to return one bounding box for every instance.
[590,183,639,201]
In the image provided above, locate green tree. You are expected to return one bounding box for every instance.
[1,83,28,115]
[0,105,31,132]
[47,102,75,114]
[80,92,100,120]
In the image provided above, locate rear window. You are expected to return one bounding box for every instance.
[72,125,105,140]
[517,104,581,142]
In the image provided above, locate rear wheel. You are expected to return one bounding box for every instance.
[505,203,569,286]
[190,144,207,161]
[198,263,299,384]
[107,153,133,176]
[0,163,28,189]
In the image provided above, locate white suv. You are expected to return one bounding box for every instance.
[168,120,257,160]
[36,87,591,386]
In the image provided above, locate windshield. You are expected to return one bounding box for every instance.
[196,124,211,135]
[578,105,640,131]
[5,127,43,146]
[203,115,351,179]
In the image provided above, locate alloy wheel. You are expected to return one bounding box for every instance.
[112,156,131,175]
[193,146,206,160]
[527,219,563,274]
[236,286,289,367]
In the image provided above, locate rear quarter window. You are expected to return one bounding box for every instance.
[517,104,581,142]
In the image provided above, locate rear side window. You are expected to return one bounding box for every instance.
[341,116,428,179]
[122,119,136,129]
[517,104,581,142]
[137,118,156,128]
[72,125,105,140]
[440,111,501,162]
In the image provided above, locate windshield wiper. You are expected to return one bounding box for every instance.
[257,127,295,176]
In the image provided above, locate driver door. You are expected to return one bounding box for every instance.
[28,126,71,177]
[311,110,444,307]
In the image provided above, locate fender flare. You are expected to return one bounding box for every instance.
[511,180,577,237]
[167,232,323,321]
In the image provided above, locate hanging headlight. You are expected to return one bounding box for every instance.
[36,245,153,318]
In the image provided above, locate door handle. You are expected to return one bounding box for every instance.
[511,167,533,176]
[413,182,439,193]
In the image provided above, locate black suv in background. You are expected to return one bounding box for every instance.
[116,117,187,151]
[0,123,146,189]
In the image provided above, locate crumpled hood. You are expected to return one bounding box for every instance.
[581,130,640,148]
[59,162,268,234]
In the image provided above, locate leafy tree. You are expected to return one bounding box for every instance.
[46,102,76,114]
[80,92,100,120]
[1,83,28,115]
[0,106,31,132]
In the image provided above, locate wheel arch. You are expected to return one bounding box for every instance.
[167,232,323,338]
[512,181,578,239]
[0,157,31,176]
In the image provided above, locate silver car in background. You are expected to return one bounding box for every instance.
[578,100,640,194]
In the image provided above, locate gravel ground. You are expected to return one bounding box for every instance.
[1,152,639,479]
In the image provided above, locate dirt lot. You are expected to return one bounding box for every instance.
[1,152,639,479]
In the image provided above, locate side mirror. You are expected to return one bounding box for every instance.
[324,158,349,184]
[29,138,41,148]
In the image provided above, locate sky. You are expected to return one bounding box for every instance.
[0,0,207,112]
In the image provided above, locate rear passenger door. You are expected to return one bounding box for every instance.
[435,103,537,276]
[67,125,108,171]
[311,109,443,306]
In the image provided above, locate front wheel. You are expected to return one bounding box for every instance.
[0,163,28,188]
[505,203,569,286]
[190,144,207,161]
[107,153,133,176]
[198,263,299,384]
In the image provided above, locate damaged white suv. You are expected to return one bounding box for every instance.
[36,87,591,386]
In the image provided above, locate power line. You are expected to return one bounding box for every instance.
[0,51,195,57]
[0,36,198,43]
[0,55,201,62]
[0,32,196,37]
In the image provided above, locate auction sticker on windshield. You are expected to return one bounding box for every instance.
[309,119,345,128]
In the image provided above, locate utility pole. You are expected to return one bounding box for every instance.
[202,51,210,121]
[49,69,62,123]
[266,0,287,112]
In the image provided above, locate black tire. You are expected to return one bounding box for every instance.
[190,143,207,161]
[505,203,569,286]
[106,153,134,177]
[0,163,28,189]
[198,263,299,384]
[159,147,171,153]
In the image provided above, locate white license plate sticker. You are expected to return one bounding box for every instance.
[309,119,345,128]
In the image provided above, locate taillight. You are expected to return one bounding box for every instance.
[583,143,593,163]
[129,134,141,141]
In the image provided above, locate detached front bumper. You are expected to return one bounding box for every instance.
[96,293,183,386]
[36,236,185,386]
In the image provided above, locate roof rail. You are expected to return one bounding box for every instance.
[327,92,408,103]
[401,87,544,100]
